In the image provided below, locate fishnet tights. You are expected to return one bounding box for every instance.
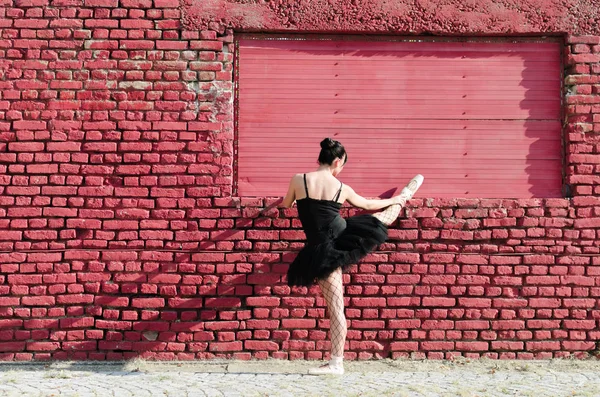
[318,268,346,358]
[373,178,419,226]
[372,202,404,226]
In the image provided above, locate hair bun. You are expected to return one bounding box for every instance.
[320,138,336,150]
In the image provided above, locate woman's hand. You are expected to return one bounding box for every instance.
[392,194,407,206]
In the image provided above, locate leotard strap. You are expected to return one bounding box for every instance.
[332,181,343,202]
[303,174,310,198]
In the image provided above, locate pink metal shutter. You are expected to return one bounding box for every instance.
[236,38,562,198]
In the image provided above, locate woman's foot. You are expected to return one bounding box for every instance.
[396,174,424,204]
[307,363,344,375]
[308,355,344,375]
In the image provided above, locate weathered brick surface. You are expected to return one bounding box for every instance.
[0,0,599,360]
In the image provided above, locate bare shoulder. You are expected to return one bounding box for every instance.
[342,183,355,194]
[291,173,303,184]
[339,182,356,201]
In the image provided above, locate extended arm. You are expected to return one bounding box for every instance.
[344,185,401,211]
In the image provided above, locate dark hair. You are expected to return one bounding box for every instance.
[318,138,347,165]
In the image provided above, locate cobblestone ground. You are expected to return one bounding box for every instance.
[1,359,600,397]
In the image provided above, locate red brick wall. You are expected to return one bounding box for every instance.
[0,0,599,360]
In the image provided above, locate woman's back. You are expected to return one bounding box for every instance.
[295,171,344,245]
[294,171,344,203]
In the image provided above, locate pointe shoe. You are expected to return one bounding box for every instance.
[307,363,345,376]
[398,174,424,202]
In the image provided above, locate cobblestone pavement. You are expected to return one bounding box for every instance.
[1,359,600,397]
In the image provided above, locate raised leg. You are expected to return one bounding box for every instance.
[372,202,403,226]
[372,174,424,226]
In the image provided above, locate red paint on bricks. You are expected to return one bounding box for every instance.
[183,0,600,35]
[0,0,598,361]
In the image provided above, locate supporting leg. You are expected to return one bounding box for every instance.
[308,268,346,375]
[319,268,346,358]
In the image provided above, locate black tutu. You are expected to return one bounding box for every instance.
[287,212,388,287]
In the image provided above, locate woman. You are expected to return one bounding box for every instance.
[281,138,424,375]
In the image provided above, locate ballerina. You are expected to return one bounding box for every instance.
[281,138,424,375]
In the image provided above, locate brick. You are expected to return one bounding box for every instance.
[0,297,20,306]
[0,231,23,241]
[563,320,596,330]
[526,341,560,351]
[103,220,139,230]
[352,320,385,329]
[169,323,204,332]
[8,142,44,152]
[131,298,165,308]
[64,251,100,260]
[94,297,130,307]
[78,186,115,197]
[8,275,42,285]
[62,341,98,351]
[244,340,279,351]
[205,298,241,308]
[562,341,595,351]
[0,342,26,352]
[456,341,488,351]
[57,294,94,304]
[574,218,600,228]
[528,298,561,308]
[133,321,169,331]
[567,35,600,44]
[191,253,225,262]
[492,320,525,330]
[23,319,65,329]
[188,122,221,131]
[205,321,240,331]
[96,320,132,330]
[390,342,418,351]
[13,120,47,130]
[351,297,387,307]
[523,255,555,265]
[46,142,81,152]
[26,342,60,351]
[60,318,95,329]
[168,298,203,309]
[246,320,279,330]
[191,41,223,51]
[422,297,456,307]
[0,319,23,329]
[209,342,242,352]
[245,297,280,307]
[22,296,55,306]
[281,319,316,329]
[455,320,489,330]
[421,341,455,351]
[491,341,523,351]
[0,253,26,263]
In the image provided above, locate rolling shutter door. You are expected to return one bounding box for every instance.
[236,37,562,198]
